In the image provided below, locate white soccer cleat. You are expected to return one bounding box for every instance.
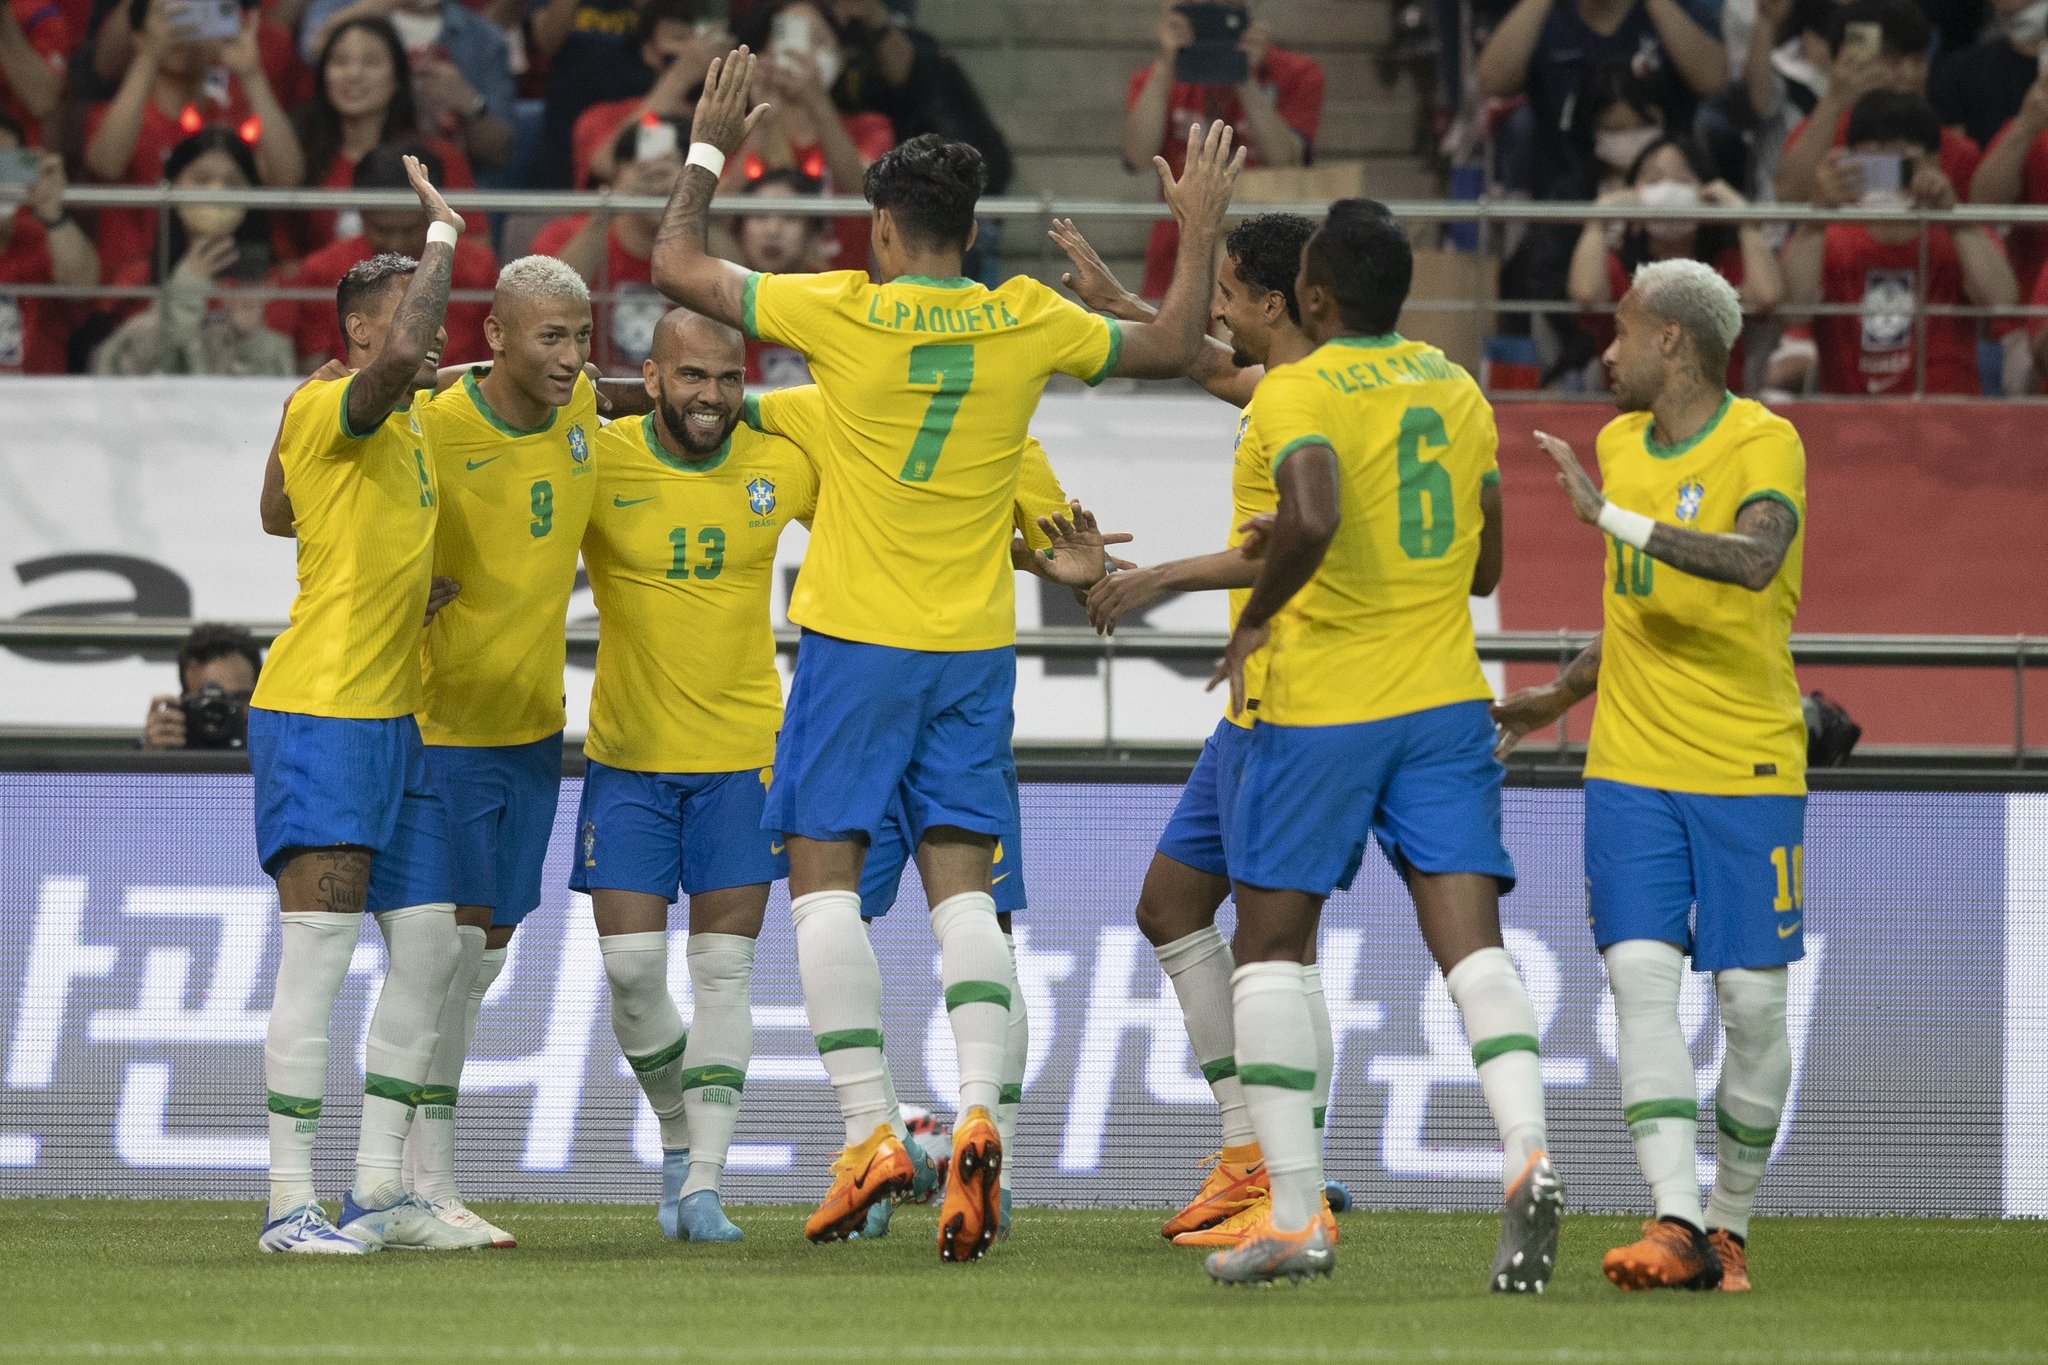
[258,1203,374,1255]
[425,1195,515,1248]
[339,1190,492,1250]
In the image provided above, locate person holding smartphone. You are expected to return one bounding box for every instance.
[1121,1,1324,299]
[0,114,98,375]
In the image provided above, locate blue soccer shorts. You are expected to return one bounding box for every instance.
[425,733,563,927]
[765,630,1015,847]
[248,707,453,913]
[862,761,1027,919]
[571,760,787,903]
[1584,778,1808,972]
[1226,699,1515,897]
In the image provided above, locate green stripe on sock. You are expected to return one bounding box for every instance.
[1238,1062,1317,1092]
[266,1091,321,1119]
[944,980,1013,1012]
[1312,1105,1327,1130]
[1717,1107,1778,1149]
[999,1083,1023,1106]
[679,1064,747,1093]
[363,1073,420,1105]
[1471,1033,1541,1067]
[1200,1056,1238,1084]
[816,1028,883,1055]
[1623,1098,1700,1125]
[415,1085,457,1108]
[626,1034,688,1075]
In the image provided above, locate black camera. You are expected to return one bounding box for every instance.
[181,682,250,750]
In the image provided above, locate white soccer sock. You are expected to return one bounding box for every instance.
[1155,925,1255,1150]
[679,933,756,1199]
[265,910,362,1219]
[1443,946,1550,1188]
[1303,962,1333,1191]
[353,903,460,1206]
[1604,939,1703,1229]
[407,923,485,1202]
[601,931,690,1152]
[930,892,1010,1117]
[1706,967,1791,1240]
[793,890,892,1145]
[1231,960,1319,1232]
[997,931,1028,1192]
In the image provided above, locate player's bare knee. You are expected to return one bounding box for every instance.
[1133,855,1227,946]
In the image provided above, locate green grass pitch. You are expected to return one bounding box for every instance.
[3,1200,2045,1363]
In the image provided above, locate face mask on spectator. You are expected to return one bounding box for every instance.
[1635,179,1700,241]
[2004,0,2048,44]
[1596,126,1662,173]
[179,203,245,237]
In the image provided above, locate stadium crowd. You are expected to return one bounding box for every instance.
[4,0,2048,394]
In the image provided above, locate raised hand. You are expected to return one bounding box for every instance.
[1035,501,1135,588]
[692,47,772,160]
[1048,218,1137,316]
[1157,119,1246,233]
[404,154,465,236]
[1533,430,1604,524]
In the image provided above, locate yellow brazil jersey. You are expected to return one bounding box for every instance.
[417,371,601,747]
[1586,394,1807,796]
[252,375,439,719]
[581,413,820,774]
[1223,394,1281,730]
[740,269,1120,651]
[1246,335,1499,728]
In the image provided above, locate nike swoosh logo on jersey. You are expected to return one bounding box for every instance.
[1777,918,1801,939]
[465,456,501,471]
[770,840,785,855]
[613,495,654,508]
[992,872,1010,885]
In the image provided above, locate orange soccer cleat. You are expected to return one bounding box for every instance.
[937,1105,1002,1263]
[1707,1229,1750,1292]
[804,1124,915,1243]
[1602,1218,1724,1291]
[1161,1146,1269,1240]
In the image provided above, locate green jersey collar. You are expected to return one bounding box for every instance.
[1326,333,1405,349]
[463,371,557,438]
[892,274,977,289]
[1645,391,1734,459]
[642,412,733,472]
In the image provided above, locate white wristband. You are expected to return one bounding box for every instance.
[426,220,459,250]
[685,142,727,178]
[1596,501,1656,550]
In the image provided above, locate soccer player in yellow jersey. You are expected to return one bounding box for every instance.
[1206,200,1559,1290]
[1494,259,1807,1296]
[1056,212,1358,1247]
[573,309,813,1244]
[246,157,477,1255]
[400,256,600,1250]
[645,50,1243,1261]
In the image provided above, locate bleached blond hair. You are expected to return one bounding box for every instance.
[495,255,591,307]
[1630,258,1742,379]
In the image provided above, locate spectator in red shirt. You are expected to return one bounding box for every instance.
[1968,63,2048,298]
[530,114,680,375]
[728,168,825,387]
[1783,92,2019,396]
[570,0,719,188]
[91,0,311,123]
[732,0,894,271]
[0,0,69,144]
[266,140,496,365]
[1122,1,1324,298]
[1774,0,1979,204]
[294,17,473,251]
[300,0,516,175]
[84,0,304,274]
[1567,134,1781,388]
[0,116,100,372]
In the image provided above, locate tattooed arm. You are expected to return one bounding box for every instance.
[345,155,461,437]
[1491,634,1602,760]
[1644,497,1798,592]
[650,48,769,325]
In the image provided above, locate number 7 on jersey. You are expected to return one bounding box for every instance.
[899,343,976,483]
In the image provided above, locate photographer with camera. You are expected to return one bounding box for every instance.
[142,623,264,750]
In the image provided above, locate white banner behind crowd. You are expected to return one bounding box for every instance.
[0,379,1500,739]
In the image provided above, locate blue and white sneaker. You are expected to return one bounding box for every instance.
[338,1189,491,1250]
[258,1202,373,1255]
[854,1134,937,1239]
[673,1189,743,1242]
[657,1147,691,1239]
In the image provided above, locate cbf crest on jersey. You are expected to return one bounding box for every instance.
[568,424,590,465]
[1676,479,1705,525]
[1234,412,1251,450]
[747,477,777,517]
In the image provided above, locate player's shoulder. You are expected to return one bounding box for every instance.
[592,410,651,463]
[283,373,359,443]
[1722,395,1802,446]
[759,268,870,302]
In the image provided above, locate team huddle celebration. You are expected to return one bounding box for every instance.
[243,44,1807,1294]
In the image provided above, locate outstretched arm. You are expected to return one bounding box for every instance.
[1491,634,1601,759]
[650,48,771,325]
[345,156,462,436]
[1109,121,1247,380]
[1537,430,1797,591]
[1208,445,1339,715]
[1085,546,1258,634]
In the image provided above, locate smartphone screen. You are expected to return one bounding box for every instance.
[0,148,38,186]
[635,119,679,163]
[1173,3,1250,86]
[1843,151,1910,202]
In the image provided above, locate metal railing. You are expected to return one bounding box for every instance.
[9,186,2048,397]
[2,618,2038,761]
